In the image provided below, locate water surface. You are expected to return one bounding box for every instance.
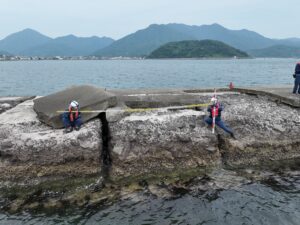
[0,167,300,225]
[0,58,296,96]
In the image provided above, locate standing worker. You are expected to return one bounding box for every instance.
[205,97,235,138]
[293,62,300,94]
[62,100,82,133]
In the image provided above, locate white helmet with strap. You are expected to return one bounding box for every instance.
[70,100,79,108]
[211,97,218,104]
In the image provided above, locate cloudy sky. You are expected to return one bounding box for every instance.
[0,0,298,40]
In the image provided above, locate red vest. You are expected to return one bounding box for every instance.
[68,106,79,122]
[211,105,219,117]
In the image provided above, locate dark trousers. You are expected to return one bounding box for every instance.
[293,75,300,94]
[205,117,233,134]
[62,112,82,128]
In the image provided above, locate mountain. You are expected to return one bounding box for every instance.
[22,35,114,56]
[0,29,52,54]
[1,25,300,57]
[148,40,249,59]
[0,29,114,56]
[166,23,275,51]
[94,24,195,57]
[248,45,300,58]
[276,38,300,47]
[94,23,279,57]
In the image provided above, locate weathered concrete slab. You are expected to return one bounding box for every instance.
[33,85,117,128]
[119,86,299,109]
[233,86,300,107]
[0,96,35,114]
[110,88,239,109]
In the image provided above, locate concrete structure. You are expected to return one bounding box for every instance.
[33,85,117,128]
[232,86,300,107]
[1,85,300,212]
[0,85,300,181]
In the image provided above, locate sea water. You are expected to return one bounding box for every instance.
[0,58,296,96]
[0,166,300,225]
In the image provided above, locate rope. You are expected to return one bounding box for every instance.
[56,103,210,114]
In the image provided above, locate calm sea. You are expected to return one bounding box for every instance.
[0,58,296,96]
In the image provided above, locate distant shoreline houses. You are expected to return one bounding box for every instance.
[0,55,144,61]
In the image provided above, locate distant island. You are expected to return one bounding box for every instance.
[147,40,249,59]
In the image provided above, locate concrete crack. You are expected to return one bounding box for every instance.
[98,112,112,180]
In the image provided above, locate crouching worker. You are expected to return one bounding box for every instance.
[62,100,82,133]
[205,97,235,139]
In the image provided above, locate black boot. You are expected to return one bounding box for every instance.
[230,133,236,139]
[65,127,73,133]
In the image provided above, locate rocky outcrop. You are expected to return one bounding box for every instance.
[108,93,300,178]
[33,85,117,128]
[1,87,300,213]
[218,94,300,167]
[108,109,220,178]
[0,99,102,181]
[1,90,300,182]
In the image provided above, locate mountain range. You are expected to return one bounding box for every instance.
[0,29,114,56]
[1,24,300,57]
[248,45,300,58]
[95,23,300,57]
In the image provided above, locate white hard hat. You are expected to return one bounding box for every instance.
[211,97,218,104]
[70,100,79,108]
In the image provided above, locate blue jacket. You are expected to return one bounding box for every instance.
[295,63,300,75]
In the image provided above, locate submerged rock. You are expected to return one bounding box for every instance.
[33,85,117,128]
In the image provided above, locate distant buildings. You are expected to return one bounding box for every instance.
[0,55,144,61]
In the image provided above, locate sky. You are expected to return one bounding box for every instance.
[0,0,298,40]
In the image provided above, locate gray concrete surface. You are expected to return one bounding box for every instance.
[3,85,298,129]
[0,96,35,114]
[109,85,299,109]
[33,85,117,128]
[232,86,300,107]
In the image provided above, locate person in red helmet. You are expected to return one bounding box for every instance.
[293,62,300,94]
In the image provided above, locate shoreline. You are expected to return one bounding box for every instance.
[1,57,298,62]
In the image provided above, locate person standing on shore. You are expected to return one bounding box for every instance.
[205,97,235,138]
[62,100,82,133]
[293,62,300,94]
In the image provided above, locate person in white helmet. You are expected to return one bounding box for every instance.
[205,97,235,138]
[62,100,82,133]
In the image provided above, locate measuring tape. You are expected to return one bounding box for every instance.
[56,103,210,114]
